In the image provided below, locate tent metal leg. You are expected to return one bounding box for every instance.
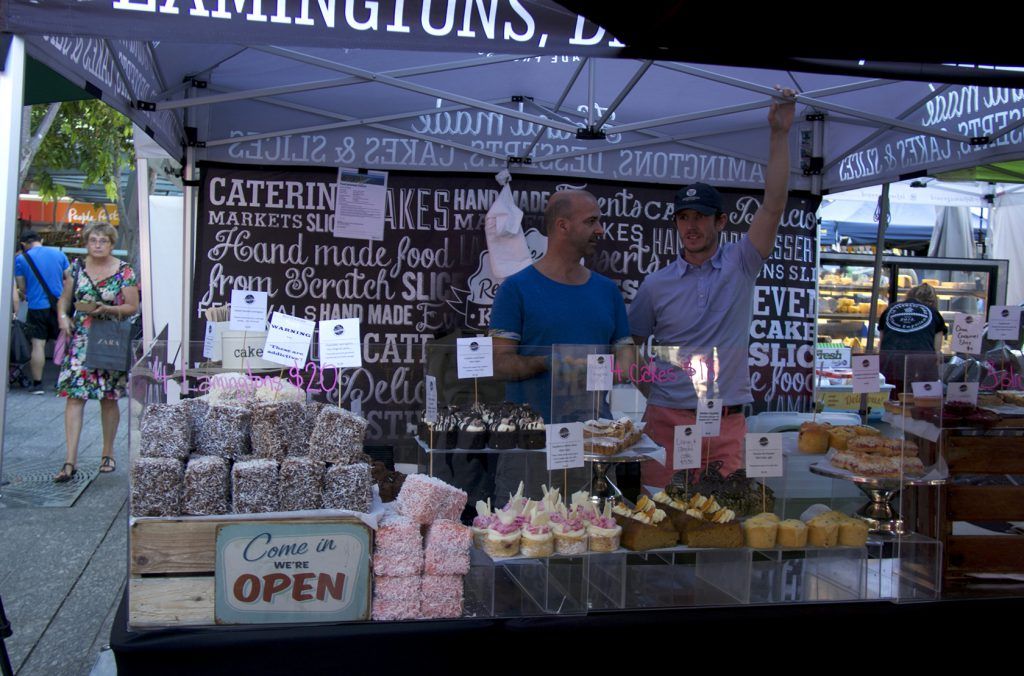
[0,36,26,493]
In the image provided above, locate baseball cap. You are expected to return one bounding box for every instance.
[673,182,722,216]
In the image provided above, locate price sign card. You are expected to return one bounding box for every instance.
[673,425,701,470]
[744,433,784,478]
[946,381,979,405]
[988,305,1022,341]
[697,398,722,437]
[911,381,943,398]
[229,289,268,332]
[586,354,614,391]
[262,312,315,367]
[333,169,387,241]
[815,346,851,370]
[851,355,880,393]
[202,321,226,360]
[952,313,984,355]
[456,337,494,379]
[546,422,584,471]
[319,318,362,369]
[424,375,438,423]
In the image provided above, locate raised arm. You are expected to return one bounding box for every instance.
[747,86,797,259]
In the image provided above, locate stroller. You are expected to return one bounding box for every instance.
[9,318,33,389]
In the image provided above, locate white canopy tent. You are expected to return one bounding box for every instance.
[4,1,1024,457]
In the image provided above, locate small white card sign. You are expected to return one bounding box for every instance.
[319,318,362,369]
[946,382,979,405]
[586,354,614,391]
[546,422,584,471]
[952,313,984,355]
[697,398,722,437]
[987,305,1022,341]
[744,433,784,478]
[456,337,494,379]
[333,169,388,241]
[262,312,315,367]
[815,346,852,369]
[851,355,881,393]
[673,425,701,470]
[229,289,268,332]
[203,321,221,360]
[911,381,943,398]
[424,375,438,423]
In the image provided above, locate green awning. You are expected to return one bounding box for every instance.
[23,56,93,105]
[935,161,1024,184]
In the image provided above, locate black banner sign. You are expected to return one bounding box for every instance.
[193,164,819,442]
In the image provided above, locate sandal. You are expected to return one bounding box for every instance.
[99,456,116,474]
[54,462,77,483]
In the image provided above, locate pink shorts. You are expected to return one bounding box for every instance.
[640,403,748,488]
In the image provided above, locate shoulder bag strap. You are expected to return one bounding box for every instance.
[22,249,60,309]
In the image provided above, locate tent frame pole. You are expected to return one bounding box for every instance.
[180,144,196,396]
[136,158,155,348]
[0,36,26,494]
[861,183,891,423]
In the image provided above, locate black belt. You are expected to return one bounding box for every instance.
[682,404,745,416]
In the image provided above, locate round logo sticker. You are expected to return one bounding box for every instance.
[244,294,255,304]
[333,325,344,336]
[884,303,933,333]
[706,400,714,409]
[1001,309,1010,318]
[470,342,479,351]
[684,427,693,437]
[965,315,975,324]
[597,356,605,364]
[862,359,870,367]
[559,427,570,439]
[686,188,696,196]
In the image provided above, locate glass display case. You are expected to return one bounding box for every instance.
[817,253,1008,355]
[127,340,975,631]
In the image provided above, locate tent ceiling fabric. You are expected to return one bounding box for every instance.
[6,1,1024,193]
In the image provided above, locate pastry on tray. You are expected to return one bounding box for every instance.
[797,421,831,454]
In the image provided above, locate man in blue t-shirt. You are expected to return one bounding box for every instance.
[489,189,632,500]
[14,230,69,393]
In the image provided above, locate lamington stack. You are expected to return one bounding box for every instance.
[371,475,470,620]
[131,398,369,517]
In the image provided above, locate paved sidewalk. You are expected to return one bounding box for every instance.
[0,361,128,676]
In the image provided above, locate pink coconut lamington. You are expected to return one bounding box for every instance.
[372,575,420,621]
[424,519,471,576]
[418,575,463,619]
[438,486,468,521]
[373,513,423,577]
[396,474,450,525]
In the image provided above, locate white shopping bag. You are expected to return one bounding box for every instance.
[484,170,532,280]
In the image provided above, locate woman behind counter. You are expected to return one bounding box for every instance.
[53,224,139,482]
[878,283,947,399]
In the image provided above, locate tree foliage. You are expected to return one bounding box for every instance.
[26,99,134,202]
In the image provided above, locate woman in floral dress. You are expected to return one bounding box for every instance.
[53,223,139,482]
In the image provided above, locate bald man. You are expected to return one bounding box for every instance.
[489,189,632,501]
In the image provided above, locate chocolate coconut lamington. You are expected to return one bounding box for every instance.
[139,403,191,460]
[307,407,367,464]
[323,462,373,513]
[182,456,230,515]
[131,457,184,517]
[232,458,280,513]
[180,398,209,448]
[251,401,304,462]
[196,404,252,460]
[291,401,326,456]
[279,457,324,511]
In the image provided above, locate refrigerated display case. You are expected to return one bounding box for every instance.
[817,253,1008,354]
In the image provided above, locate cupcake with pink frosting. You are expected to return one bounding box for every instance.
[483,509,521,558]
[520,505,554,558]
[552,505,588,554]
[587,502,622,552]
[471,499,497,548]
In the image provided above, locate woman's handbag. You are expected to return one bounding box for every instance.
[53,331,68,365]
[83,318,134,372]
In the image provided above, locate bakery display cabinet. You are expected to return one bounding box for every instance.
[817,253,1008,354]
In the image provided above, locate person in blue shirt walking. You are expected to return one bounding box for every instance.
[14,230,69,394]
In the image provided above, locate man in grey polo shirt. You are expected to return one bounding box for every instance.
[629,87,796,488]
